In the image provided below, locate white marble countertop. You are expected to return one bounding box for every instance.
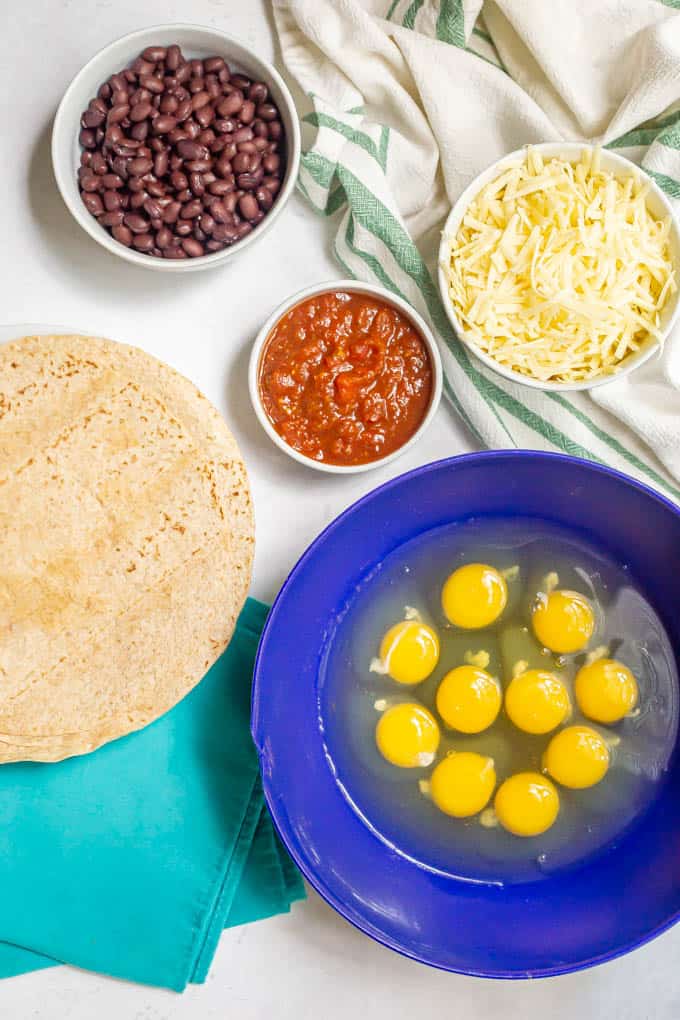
[2,1,679,1016]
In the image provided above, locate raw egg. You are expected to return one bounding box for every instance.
[505,669,570,734]
[375,703,440,767]
[375,619,440,684]
[495,772,560,837]
[543,725,610,789]
[441,563,507,629]
[430,752,496,818]
[436,665,501,733]
[575,658,638,723]
[532,589,594,653]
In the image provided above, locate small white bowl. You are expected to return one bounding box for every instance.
[249,281,443,474]
[52,23,301,272]
[437,142,680,391]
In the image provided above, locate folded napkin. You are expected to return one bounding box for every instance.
[274,0,680,499]
[0,598,304,990]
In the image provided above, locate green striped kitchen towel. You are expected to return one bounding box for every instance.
[273,0,680,498]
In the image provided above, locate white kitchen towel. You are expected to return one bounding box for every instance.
[273,0,680,500]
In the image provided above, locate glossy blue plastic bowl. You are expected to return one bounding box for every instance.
[252,452,680,978]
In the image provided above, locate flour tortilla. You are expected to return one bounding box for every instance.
[0,334,254,763]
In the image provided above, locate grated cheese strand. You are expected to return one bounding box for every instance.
[444,148,677,383]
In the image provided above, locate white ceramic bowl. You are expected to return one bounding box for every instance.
[249,281,443,474]
[52,23,301,272]
[437,142,680,391]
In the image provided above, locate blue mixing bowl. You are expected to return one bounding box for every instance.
[252,452,680,978]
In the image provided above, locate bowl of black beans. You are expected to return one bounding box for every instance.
[52,24,301,270]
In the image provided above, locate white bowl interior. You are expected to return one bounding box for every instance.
[249,280,444,474]
[52,24,301,272]
[438,143,680,391]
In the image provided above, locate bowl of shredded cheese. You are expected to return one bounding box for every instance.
[438,144,680,389]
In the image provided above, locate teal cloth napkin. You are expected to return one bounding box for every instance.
[0,598,304,990]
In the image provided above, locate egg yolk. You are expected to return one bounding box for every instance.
[494,772,560,837]
[532,589,594,654]
[436,665,501,734]
[505,669,570,734]
[441,563,508,630]
[375,703,440,767]
[430,752,496,818]
[378,620,440,685]
[575,658,638,723]
[543,725,610,789]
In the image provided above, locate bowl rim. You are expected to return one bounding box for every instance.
[51,22,302,273]
[437,142,680,392]
[248,279,444,474]
[252,449,680,979]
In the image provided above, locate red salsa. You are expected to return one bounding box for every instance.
[258,291,433,466]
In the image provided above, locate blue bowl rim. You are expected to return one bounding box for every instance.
[252,449,680,979]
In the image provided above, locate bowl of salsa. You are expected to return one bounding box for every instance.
[249,281,442,473]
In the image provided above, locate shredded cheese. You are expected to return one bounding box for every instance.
[443,148,677,383]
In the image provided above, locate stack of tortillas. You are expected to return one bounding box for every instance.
[0,334,254,763]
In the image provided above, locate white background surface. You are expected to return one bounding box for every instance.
[1,1,680,1017]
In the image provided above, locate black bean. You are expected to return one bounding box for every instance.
[112,224,132,245]
[166,45,181,71]
[217,92,243,117]
[237,172,261,191]
[189,172,205,196]
[129,157,153,175]
[103,190,122,211]
[82,192,104,215]
[233,126,253,144]
[175,97,192,121]
[153,150,169,177]
[240,100,256,125]
[162,201,181,223]
[101,209,125,226]
[256,186,273,210]
[239,193,259,220]
[133,58,155,77]
[195,104,214,128]
[257,103,278,122]
[80,174,101,192]
[91,151,108,174]
[208,178,235,196]
[211,222,237,243]
[181,199,202,219]
[140,75,164,94]
[198,128,216,147]
[142,46,167,62]
[176,139,208,160]
[123,212,149,233]
[130,101,152,122]
[160,94,178,114]
[131,120,149,141]
[184,119,201,140]
[249,82,268,104]
[204,56,226,73]
[152,115,177,134]
[130,87,152,106]
[176,63,192,85]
